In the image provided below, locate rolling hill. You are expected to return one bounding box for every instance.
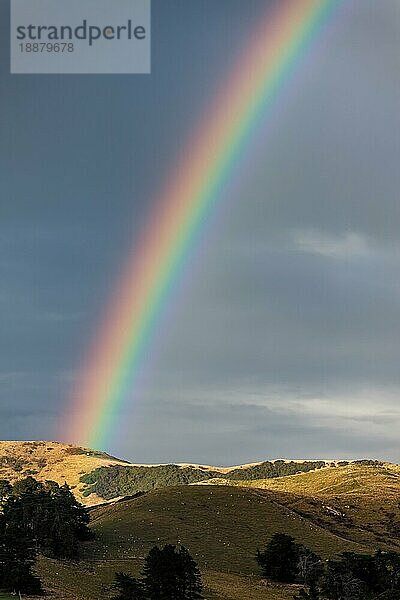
[202,461,400,544]
[0,441,128,505]
[36,484,370,600]
[0,442,335,504]
[37,474,400,600]
[1,443,399,599]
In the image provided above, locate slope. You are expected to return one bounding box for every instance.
[0,441,128,505]
[37,484,370,600]
[203,462,400,551]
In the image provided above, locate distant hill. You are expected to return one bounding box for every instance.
[0,441,128,505]
[0,442,398,508]
[0,442,335,504]
[203,459,399,499]
[79,459,328,500]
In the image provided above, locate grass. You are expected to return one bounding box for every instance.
[0,595,43,600]
[37,484,370,600]
[204,571,302,600]
[203,463,400,498]
[0,442,128,506]
[2,449,398,599]
[36,464,400,599]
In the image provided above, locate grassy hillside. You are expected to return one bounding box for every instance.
[37,484,369,600]
[0,442,333,505]
[205,461,398,498]
[79,460,329,500]
[0,441,128,505]
[203,462,400,551]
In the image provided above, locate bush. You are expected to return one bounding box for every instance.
[113,545,203,600]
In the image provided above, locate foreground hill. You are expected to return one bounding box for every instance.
[37,484,369,600]
[37,476,400,600]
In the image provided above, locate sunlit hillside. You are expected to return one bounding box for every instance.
[203,462,400,551]
[203,461,400,499]
[0,441,128,505]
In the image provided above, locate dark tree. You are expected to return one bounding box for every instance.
[0,513,42,594]
[143,544,202,600]
[287,546,400,599]
[0,476,95,593]
[318,551,400,599]
[142,544,203,600]
[293,547,323,600]
[374,550,400,592]
[175,545,204,600]
[112,572,146,600]
[257,533,301,583]
[113,545,203,600]
[294,586,320,600]
[47,482,93,557]
[320,558,367,600]
[2,477,92,559]
[297,546,323,586]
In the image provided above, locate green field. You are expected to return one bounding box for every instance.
[37,484,374,600]
[6,461,395,599]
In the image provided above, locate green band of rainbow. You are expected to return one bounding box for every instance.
[64,0,340,449]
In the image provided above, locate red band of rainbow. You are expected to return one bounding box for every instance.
[63,0,340,448]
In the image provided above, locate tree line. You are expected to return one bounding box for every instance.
[257,533,400,599]
[80,460,328,500]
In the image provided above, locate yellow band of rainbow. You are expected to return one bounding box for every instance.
[63,0,340,448]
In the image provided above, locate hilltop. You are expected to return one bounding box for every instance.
[203,459,400,499]
[0,442,398,509]
[0,442,336,504]
[0,441,128,505]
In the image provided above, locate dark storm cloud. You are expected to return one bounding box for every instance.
[118,388,400,464]
[0,0,399,462]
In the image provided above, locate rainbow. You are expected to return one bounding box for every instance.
[64,0,339,448]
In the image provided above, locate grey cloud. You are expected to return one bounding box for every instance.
[111,384,400,464]
[0,0,399,463]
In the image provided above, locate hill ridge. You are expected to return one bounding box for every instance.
[0,441,397,506]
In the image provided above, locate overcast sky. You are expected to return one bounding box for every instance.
[1,0,400,464]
